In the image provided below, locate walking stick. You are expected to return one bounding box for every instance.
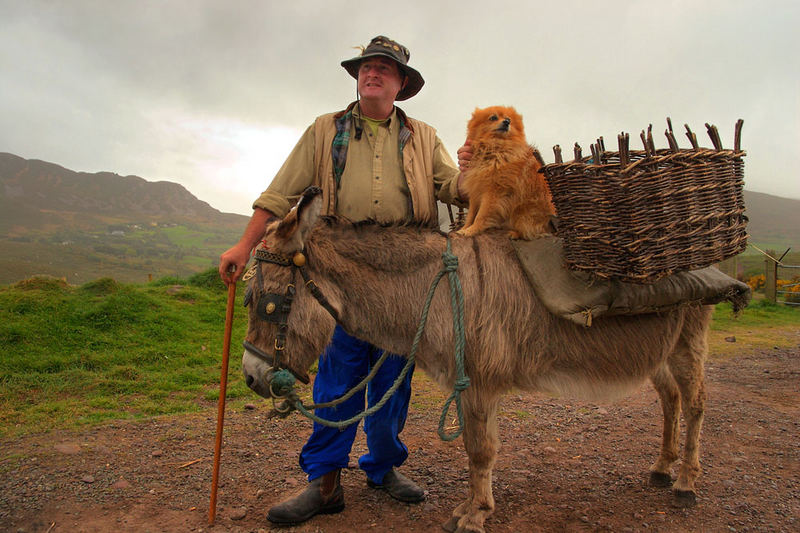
[209,266,237,524]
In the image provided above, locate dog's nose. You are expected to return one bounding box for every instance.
[502,118,511,127]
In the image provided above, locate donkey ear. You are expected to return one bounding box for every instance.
[295,186,322,235]
[275,186,322,249]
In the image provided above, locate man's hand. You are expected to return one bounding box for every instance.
[218,207,277,286]
[456,140,473,172]
[219,243,251,285]
[456,140,473,200]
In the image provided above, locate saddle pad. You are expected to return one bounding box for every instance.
[511,236,751,327]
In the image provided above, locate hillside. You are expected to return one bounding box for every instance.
[742,190,800,252]
[1,152,798,284]
[0,152,249,284]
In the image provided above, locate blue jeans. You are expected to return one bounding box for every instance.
[298,325,413,484]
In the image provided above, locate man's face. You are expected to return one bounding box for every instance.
[357,57,407,103]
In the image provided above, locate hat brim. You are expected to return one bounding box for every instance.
[341,52,424,101]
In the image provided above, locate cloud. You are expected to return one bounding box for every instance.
[1,0,798,215]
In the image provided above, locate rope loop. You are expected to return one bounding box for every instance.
[441,250,459,272]
[269,369,296,398]
[453,376,471,392]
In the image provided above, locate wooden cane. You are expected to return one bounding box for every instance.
[209,266,237,524]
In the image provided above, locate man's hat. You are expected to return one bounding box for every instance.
[341,36,424,101]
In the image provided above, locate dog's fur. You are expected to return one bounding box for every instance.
[457,106,555,239]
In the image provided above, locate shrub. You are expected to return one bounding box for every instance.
[14,276,70,291]
[79,277,120,295]
[747,274,765,291]
[187,267,226,291]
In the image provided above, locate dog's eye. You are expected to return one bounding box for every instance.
[489,115,498,121]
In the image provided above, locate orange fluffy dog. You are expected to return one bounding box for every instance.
[456,106,555,239]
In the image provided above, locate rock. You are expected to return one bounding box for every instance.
[81,475,95,483]
[725,336,736,342]
[55,443,81,455]
[230,507,247,520]
[244,404,257,410]
[112,479,131,489]
[151,450,163,457]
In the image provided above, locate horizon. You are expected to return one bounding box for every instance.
[4,149,799,218]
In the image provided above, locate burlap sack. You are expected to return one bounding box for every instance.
[512,237,751,327]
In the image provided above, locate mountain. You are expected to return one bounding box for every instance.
[1,152,797,285]
[742,190,800,252]
[0,152,249,285]
[0,152,245,227]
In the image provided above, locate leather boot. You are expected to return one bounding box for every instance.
[366,468,425,503]
[267,469,345,525]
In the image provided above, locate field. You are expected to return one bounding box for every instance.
[0,219,244,286]
[0,271,252,438]
[1,271,797,439]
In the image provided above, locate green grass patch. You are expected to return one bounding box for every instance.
[2,271,798,438]
[709,298,800,357]
[0,269,250,438]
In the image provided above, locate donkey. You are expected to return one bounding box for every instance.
[241,188,711,533]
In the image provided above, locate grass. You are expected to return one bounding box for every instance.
[0,270,252,438]
[709,297,800,357]
[1,273,798,438]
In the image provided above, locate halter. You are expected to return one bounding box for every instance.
[243,247,340,386]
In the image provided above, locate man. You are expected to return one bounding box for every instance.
[219,35,470,526]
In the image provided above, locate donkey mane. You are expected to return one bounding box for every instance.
[320,214,446,233]
[307,216,449,275]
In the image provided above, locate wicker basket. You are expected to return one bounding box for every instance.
[540,119,747,283]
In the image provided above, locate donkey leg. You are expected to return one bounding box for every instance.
[443,393,500,533]
[649,366,681,487]
[667,314,709,506]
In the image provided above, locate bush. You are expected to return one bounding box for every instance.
[187,267,226,291]
[14,276,70,291]
[747,274,765,291]
[79,277,119,295]
[778,275,800,303]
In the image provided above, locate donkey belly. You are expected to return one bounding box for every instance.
[531,369,653,403]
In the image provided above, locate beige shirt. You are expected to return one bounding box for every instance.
[252,105,462,223]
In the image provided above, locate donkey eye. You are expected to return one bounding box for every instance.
[489,115,498,121]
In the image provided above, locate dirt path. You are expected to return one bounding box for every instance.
[2,344,798,533]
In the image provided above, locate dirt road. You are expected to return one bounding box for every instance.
[2,344,798,532]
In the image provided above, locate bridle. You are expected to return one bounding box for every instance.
[243,247,340,386]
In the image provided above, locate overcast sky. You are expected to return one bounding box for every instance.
[2,0,798,215]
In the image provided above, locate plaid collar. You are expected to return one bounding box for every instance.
[331,102,413,188]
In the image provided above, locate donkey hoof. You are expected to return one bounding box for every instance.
[442,517,459,532]
[672,488,697,507]
[649,471,673,487]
